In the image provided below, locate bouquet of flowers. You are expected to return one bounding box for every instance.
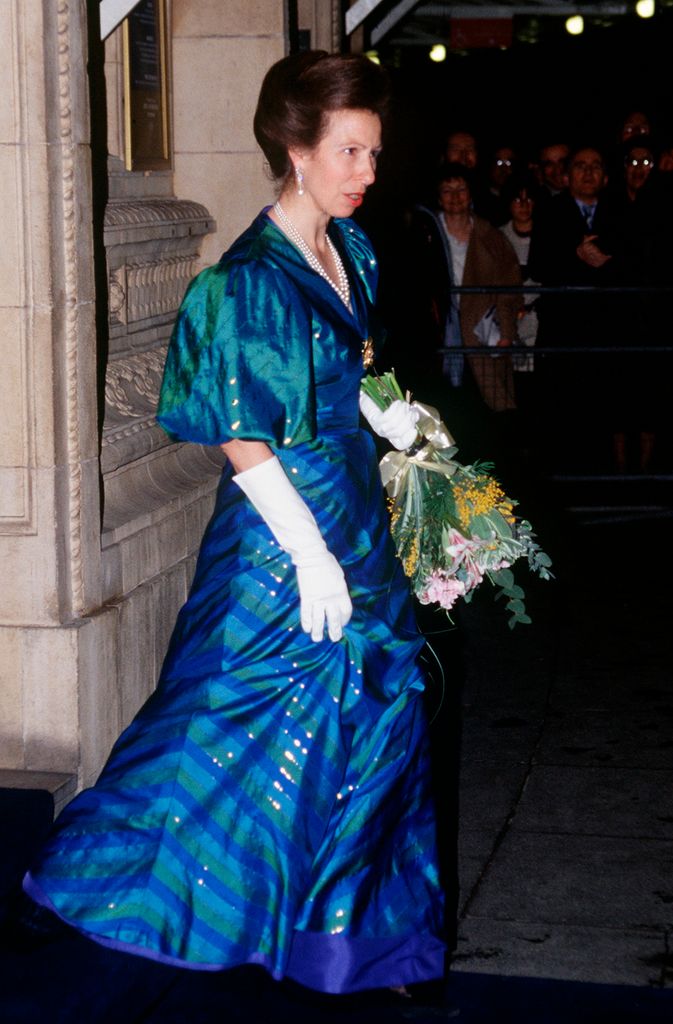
[361,372,552,627]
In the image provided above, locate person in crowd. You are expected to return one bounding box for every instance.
[621,137,656,202]
[445,129,478,169]
[485,144,518,225]
[500,174,542,402]
[443,129,497,224]
[620,109,652,144]
[530,146,616,280]
[607,110,654,182]
[657,136,673,172]
[408,162,521,454]
[500,175,538,279]
[18,50,446,1006]
[528,146,619,466]
[537,141,569,202]
[608,122,673,471]
[610,136,662,472]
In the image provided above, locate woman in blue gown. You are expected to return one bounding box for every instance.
[24,51,445,996]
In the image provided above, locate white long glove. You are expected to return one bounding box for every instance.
[232,456,352,643]
[359,391,420,451]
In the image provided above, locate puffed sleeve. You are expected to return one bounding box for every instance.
[156,256,317,448]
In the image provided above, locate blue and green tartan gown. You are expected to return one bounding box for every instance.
[26,211,445,993]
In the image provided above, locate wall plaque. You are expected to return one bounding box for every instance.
[123,0,170,171]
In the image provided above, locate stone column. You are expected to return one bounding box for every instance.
[0,1,105,783]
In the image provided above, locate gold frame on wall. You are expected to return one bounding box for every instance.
[122,0,170,171]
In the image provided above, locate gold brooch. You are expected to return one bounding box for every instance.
[362,336,375,369]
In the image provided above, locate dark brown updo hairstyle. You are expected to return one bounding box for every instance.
[253,50,390,183]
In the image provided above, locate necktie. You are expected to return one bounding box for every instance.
[580,203,595,230]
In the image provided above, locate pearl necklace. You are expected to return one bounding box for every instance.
[274,201,351,310]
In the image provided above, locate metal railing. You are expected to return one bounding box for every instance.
[434,283,673,522]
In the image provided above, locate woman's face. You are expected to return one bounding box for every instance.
[438,177,471,216]
[292,108,382,219]
[511,188,534,225]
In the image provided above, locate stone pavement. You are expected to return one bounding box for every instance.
[449,501,673,989]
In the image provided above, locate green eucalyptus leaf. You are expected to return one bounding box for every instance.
[495,567,515,589]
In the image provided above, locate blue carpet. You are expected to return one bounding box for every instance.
[2,925,673,1023]
[446,972,673,1023]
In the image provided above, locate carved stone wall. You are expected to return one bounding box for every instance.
[101,195,216,525]
[0,0,289,793]
[98,188,223,766]
[0,3,221,788]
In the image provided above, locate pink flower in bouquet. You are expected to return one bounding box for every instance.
[444,528,481,569]
[361,370,552,626]
[419,571,466,610]
[463,559,484,592]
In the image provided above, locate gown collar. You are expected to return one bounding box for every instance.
[259,209,371,339]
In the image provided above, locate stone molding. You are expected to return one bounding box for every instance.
[108,254,197,327]
[101,194,215,530]
[102,443,225,537]
[104,197,213,233]
[104,345,167,424]
[101,345,168,475]
[56,0,96,617]
[104,197,214,347]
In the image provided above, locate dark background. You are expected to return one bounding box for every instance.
[370,10,673,190]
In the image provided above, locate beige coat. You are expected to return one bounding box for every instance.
[459,216,521,412]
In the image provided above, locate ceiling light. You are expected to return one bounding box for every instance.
[429,44,447,62]
[635,0,655,16]
[565,14,584,34]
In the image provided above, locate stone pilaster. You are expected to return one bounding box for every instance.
[0,0,100,780]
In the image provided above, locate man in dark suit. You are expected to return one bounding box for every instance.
[529,146,615,287]
[528,147,618,467]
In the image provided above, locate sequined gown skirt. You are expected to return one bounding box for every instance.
[26,426,445,993]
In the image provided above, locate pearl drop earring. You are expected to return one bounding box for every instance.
[296,167,305,196]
